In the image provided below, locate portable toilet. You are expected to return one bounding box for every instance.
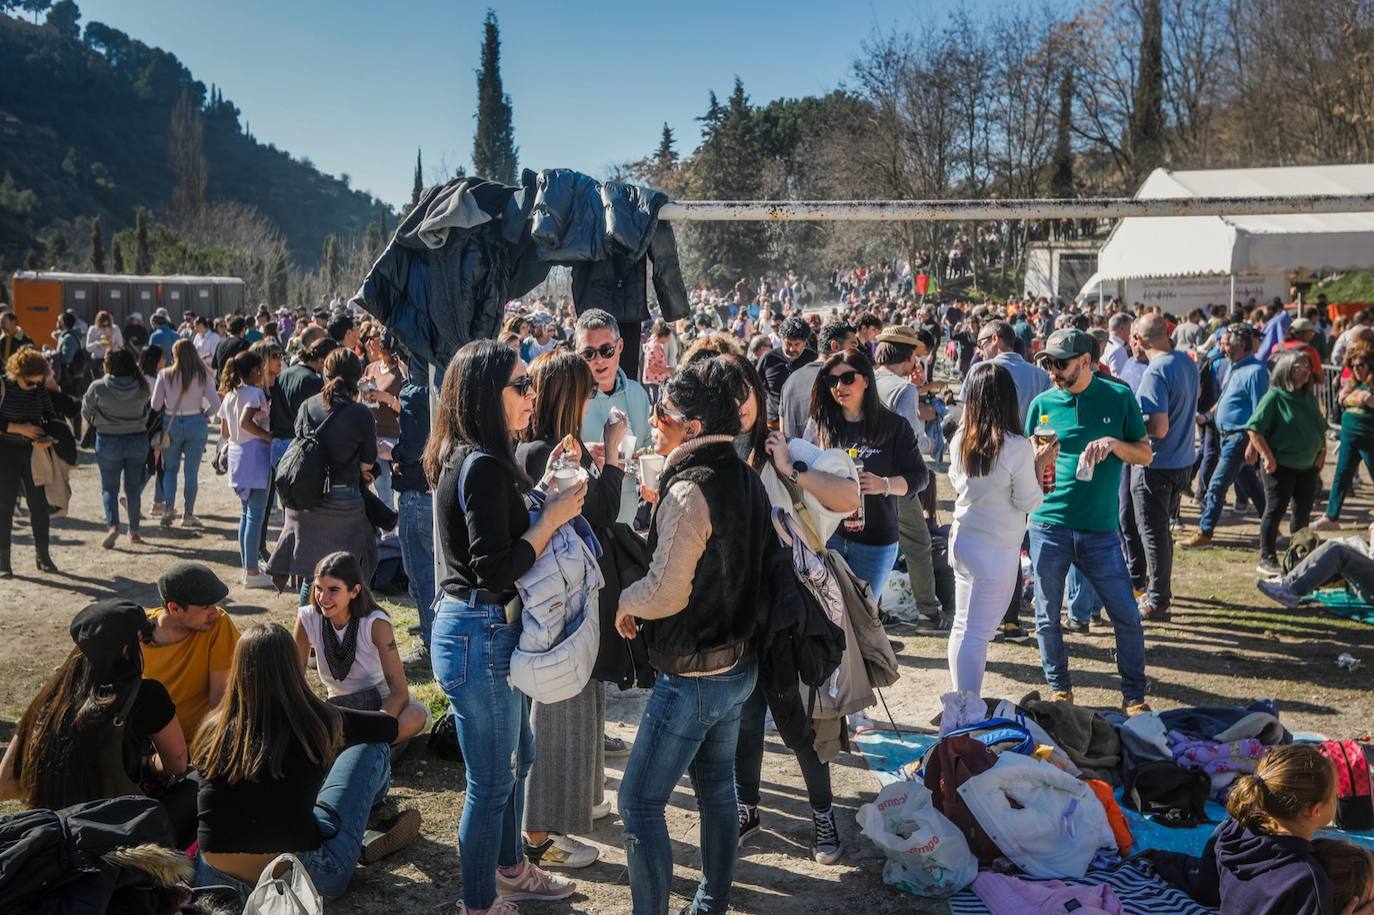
[161,277,191,316]
[61,274,99,325]
[212,277,245,315]
[10,271,64,344]
[98,275,133,324]
[129,276,160,318]
[186,277,218,317]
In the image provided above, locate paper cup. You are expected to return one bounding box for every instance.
[639,454,666,492]
[621,434,637,461]
[552,468,579,493]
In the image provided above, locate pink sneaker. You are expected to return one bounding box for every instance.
[496,862,575,902]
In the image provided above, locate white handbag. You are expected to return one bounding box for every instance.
[241,854,324,915]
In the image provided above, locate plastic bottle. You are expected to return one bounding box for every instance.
[1033,414,1057,494]
[844,447,865,532]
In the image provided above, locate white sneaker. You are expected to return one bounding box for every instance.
[1312,516,1341,532]
[181,513,204,529]
[243,570,274,589]
[496,861,577,900]
[591,800,612,820]
[525,834,599,869]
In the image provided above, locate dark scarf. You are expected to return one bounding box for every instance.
[320,615,361,682]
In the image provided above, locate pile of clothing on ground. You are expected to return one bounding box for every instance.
[855,693,1374,914]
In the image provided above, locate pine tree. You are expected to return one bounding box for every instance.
[321,234,339,294]
[687,77,769,287]
[1129,0,1165,181]
[90,215,105,273]
[410,148,424,209]
[1050,68,1075,198]
[112,240,125,274]
[134,207,151,274]
[471,9,518,184]
[697,91,722,136]
[654,123,678,173]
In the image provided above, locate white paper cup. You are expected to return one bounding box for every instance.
[639,454,666,492]
[621,434,637,461]
[552,468,579,493]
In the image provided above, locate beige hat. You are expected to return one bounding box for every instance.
[875,324,920,347]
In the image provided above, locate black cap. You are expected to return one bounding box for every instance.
[70,599,154,685]
[158,561,229,608]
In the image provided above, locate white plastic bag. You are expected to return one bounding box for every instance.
[241,853,323,915]
[856,780,977,897]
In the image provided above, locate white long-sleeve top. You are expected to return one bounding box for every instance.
[947,431,1042,549]
[151,368,221,416]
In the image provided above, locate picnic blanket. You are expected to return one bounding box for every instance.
[1312,586,1374,625]
[947,861,1214,915]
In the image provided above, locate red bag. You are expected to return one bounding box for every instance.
[1319,740,1374,831]
[922,734,1001,864]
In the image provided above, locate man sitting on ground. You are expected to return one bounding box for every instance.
[143,561,241,740]
[1257,524,1374,609]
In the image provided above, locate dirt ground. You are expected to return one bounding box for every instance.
[2,433,1372,915]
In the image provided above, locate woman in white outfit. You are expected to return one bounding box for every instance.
[943,364,1056,731]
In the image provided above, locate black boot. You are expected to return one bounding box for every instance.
[0,549,11,579]
[35,550,57,573]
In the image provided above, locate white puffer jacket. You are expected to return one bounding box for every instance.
[509,519,604,703]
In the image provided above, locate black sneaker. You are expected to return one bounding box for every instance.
[811,807,843,865]
[914,613,945,633]
[995,622,1033,644]
[738,803,760,845]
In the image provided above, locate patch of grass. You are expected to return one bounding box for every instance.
[378,597,450,720]
[1315,270,1374,304]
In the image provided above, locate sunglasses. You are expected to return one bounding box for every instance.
[1042,356,1073,371]
[826,370,860,389]
[651,402,687,425]
[580,343,618,362]
[506,375,534,396]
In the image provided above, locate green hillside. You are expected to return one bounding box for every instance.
[0,10,390,270]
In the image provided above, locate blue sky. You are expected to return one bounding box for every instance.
[75,0,1001,208]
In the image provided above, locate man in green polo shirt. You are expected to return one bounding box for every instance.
[1025,328,1154,715]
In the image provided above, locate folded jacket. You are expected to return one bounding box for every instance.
[972,871,1124,915]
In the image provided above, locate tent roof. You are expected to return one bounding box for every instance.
[1095,164,1374,281]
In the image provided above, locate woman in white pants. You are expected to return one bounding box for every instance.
[943,364,1056,732]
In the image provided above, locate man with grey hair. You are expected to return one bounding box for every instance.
[577,309,650,524]
[974,320,1050,421]
[1103,312,1134,376]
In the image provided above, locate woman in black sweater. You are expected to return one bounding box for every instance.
[515,348,626,869]
[0,347,58,576]
[805,348,928,596]
[423,339,586,915]
[191,623,416,902]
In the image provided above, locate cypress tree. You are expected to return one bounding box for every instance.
[269,248,289,305]
[655,123,678,173]
[25,249,39,270]
[112,240,126,274]
[411,148,424,209]
[321,234,339,294]
[471,9,518,184]
[90,215,105,273]
[134,207,151,274]
[1130,0,1165,181]
[1050,68,1075,198]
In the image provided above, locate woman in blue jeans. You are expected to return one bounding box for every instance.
[804,349,928,597]
[81,348,151,549]
[614,359,777,915]
[152,338,220,529]
[217,350,273,588]
[191,623,419,902]
[424,340,587,915]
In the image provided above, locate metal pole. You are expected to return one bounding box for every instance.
[658,194,1374,222]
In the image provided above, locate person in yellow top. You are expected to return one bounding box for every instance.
[143,561,240,740]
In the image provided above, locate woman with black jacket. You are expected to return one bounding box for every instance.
[515,348,626,870]
[0,347,58,576]
[424,340,587,915]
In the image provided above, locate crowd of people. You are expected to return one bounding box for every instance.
[0,273,1372,915]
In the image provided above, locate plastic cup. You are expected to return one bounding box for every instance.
[639,454,666,492]
[621,434,637,461]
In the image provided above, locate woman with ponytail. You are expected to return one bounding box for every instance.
[1151,744,1367,915]
[268,349,379,604]
[217,349,272,588]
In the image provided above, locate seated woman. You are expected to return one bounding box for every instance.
[293,550,429,743]
[0,600,195,845]
[192,623,420,902]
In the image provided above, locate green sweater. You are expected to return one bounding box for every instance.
[1245,387,1326,470]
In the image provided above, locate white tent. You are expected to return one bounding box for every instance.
[1078,163,1374,310]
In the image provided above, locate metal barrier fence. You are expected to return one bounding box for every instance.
[1322,364,1343,428]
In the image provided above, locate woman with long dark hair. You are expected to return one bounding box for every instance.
[0,347,58,575]
[361,331,405,510]
[293,551,428,742]
[268,349,379,601]
[153,338,220,529]
[190,623,418,902]
[218,350,273,587]
[943,364,1054,730]
[805,349,927,595]
[514,348,625,869]
[83,347,152,549]
[425,339,587,915]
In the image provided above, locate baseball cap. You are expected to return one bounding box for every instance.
[128,312,143,323]
[1039,328,1095,360]
[158,561,230,608]
[875,325,921,347]
[1290,318,1315,333]
[70,599,155,685]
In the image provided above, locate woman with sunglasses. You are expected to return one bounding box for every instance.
[805,349,927,596]
[425,340,587,915]
[0,347,59,576]
[1316,338,1374,532]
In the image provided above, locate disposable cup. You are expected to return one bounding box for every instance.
[639,454,666,492]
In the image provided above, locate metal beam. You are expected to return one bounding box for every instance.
[658,195,1374,222]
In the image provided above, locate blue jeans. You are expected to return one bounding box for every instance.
[238,487,269,572]
[431,596,532,911]
[1028,522,1148,703]
[1199,431,1266,535]
[826,534,900,598]
[619,656,758,915]
[161,414,209,514]
[95,432,148,532]
[192,741,392,902]
[397,489,436,646]
[1065,566,1101,623]
[372,437,397,511]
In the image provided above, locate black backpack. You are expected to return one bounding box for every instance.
[274,407,340,511]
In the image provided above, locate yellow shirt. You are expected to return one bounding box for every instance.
[141,607,240,741]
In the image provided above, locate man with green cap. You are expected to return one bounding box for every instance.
[142,561,240,740]
[1025,328,1154,715]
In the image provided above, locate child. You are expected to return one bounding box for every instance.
[1313,840,1374,915]
[1150,744,1340,914]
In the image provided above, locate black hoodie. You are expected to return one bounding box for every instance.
[1151,819,1335,915]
